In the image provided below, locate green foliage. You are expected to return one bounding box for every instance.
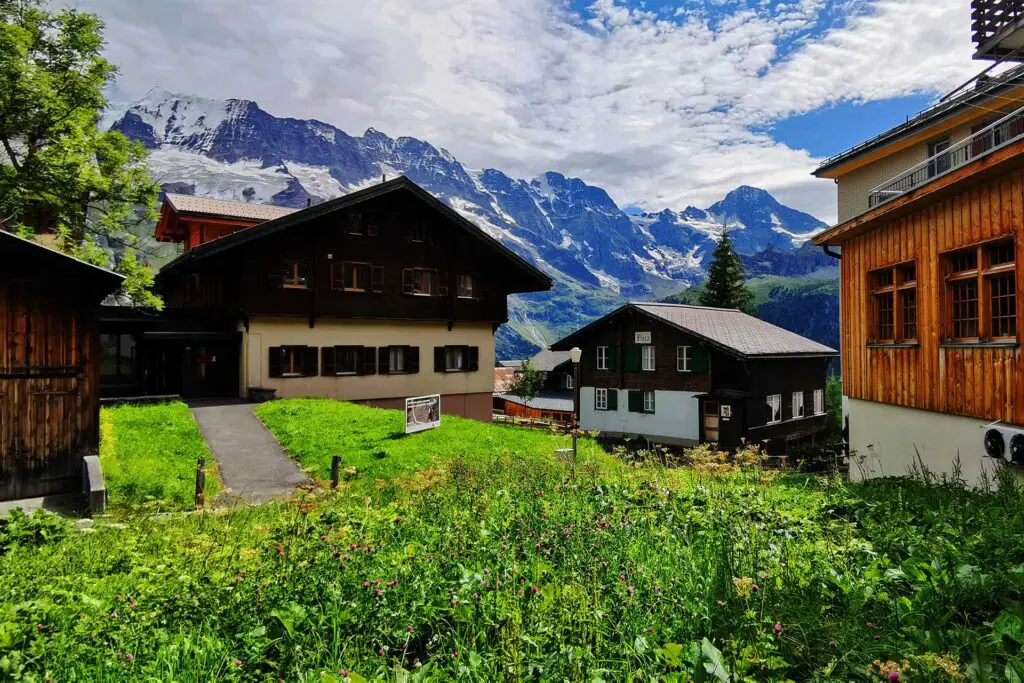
[0,0,160,306]
[100,402,221,510]
[506,358,545,402]
[0,509,71,555]
[699,230,754,313]
[826,372,843,439]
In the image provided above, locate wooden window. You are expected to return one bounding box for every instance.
[100,334,136,385]
[869,261,917,344]
[321,346,377,376]
[377,346,419,374]
[268,346,318,378]
[457,274,478,299]
[766,394,782,424]
[410,222,429,243]
[433,346,479,373]
[792,391,805,419]
[596,346,609,370]
[813,389,825,415]
[643,390,655,413]
[943,239,1016,341]
[346,212,378,236]
[281,260,310,289]
[595,388,608,411]
[628,390,655,414]
[335,346,361,375]
[641,345,655,371]
[676,346,691,372]
[403,268,444,296]
[342,263,369,292]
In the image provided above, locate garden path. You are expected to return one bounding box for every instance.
[189,402,309,503]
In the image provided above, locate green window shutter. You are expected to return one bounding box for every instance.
[608,346,618,370]
[628,390,643,413]
[691,345,710,373]
[607,389,618,411]
[625,346,641,372]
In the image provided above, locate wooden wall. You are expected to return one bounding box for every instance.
[841,169,1024,423]
[0,279,100,500]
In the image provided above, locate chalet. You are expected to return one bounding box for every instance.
[494,348,575,424]
[0,231,124,501]
[551,303,836,453]
[812,3,1024,483]
[108,177,552,420]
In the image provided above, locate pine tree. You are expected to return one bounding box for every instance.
[699,229,754,313]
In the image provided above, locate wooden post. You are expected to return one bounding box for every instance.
[195,458,206,509]
[331,455,341,489]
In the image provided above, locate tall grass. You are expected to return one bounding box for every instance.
[100,402,222,510]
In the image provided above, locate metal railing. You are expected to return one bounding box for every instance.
[973,0,1024,55]
[867,104,1024,209]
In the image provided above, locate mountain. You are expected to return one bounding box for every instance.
[107,89,833,358]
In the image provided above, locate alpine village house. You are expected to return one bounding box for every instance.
[551,303,836,454]
[102,177,552,421]
[812,0,1024,484]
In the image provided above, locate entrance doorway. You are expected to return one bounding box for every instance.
[704,400,720,443]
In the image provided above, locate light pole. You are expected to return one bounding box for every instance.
[570,346,582,475]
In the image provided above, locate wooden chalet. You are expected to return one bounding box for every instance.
[155,194,297,250]
[551,303,836,454]
[1,231,123,501]
[493,348,575,424]
[108,177,551,421]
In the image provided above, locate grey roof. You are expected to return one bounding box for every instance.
[497,360,523,368]
[631,303,836,357]
[165,193,299,222]
[497,392,574,412]
[529,348,572,372]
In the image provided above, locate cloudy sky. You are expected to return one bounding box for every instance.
[72,0,977,222]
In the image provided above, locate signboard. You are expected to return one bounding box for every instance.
[720,404,732,420]
[634,331,652,344]
[405,394,441,434]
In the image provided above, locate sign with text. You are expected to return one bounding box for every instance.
[405,394,441,434]
[634,331,652,344]
[720,405,732,420]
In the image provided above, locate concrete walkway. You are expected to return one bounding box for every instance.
[189,402,309,503]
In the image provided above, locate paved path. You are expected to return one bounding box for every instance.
[189,402,309,503]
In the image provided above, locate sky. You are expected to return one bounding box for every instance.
[72,0,979,223]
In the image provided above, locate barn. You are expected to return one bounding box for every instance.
[0,231,124,501]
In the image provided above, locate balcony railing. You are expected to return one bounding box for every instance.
[973,0,1024,59]
[867,104,1024,210]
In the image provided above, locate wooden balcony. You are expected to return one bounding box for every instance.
[973,0,1024,60]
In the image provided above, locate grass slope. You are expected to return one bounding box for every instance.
[254,399,611,492]
[100,402,221,509]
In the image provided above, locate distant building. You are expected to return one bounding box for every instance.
[812,4,1024,483]
[551,303,836,453]
[494,348,575,424]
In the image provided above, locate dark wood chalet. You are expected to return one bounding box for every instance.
[493,348,575,424]
[1,231,124,501]
[552,303,836,453]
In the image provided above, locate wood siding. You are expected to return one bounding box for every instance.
[840,169,1024,423]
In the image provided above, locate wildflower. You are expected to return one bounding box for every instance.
[627,586,635,595]
[751,582,759,592]
[888,672,900,682]
[378,647,386,657]
[375,589,382,597]
[407,625,414,633]
[35,623,43,631]
[773,623,782,634]
[363,581,370,588]
[414,658,422,667]
[716,600,726,607]
[732,577,754,598]
[339,669,350,676]
[394,516,401,525]
[531,585,539,594]
[501,544,507,550]
[233,659,243,667]
[829,640,838,648]
[874,635,881,641]
[125,654,135,663]
[866,621,875,628]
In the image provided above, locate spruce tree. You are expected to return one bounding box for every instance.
[699,229,754,313]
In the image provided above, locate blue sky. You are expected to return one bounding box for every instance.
[77,0,976,222]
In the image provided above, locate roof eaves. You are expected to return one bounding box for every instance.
[1,230,125,284]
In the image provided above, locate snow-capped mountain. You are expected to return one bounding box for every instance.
[107,89,830,356]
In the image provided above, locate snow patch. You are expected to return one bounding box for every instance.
[284,162,344,200]
[147,149,290,202]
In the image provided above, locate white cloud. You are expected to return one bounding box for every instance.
[74,0,975,223]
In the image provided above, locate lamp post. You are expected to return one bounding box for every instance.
[570,346,582,475]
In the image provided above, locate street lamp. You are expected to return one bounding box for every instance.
[570,346,582,476]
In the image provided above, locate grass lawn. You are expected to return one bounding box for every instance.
[255,398,614,493]
[2,401,1024,680]
[100,402,222,510]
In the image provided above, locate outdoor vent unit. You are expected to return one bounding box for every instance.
[983,424,1024,466]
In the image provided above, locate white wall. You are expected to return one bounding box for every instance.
[848,397,1024,487]
[579,386,701,445]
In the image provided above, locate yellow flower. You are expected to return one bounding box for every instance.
[733,576,754,598]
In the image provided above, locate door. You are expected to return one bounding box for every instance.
[704,400,720,443]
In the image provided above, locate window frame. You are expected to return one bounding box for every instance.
[404,268,441,297]
[942,238,1017,342]
[792,391,805,419]
[766,394,782,425]
[281,260,310,290]
[813,389,825,415]
[445,346,465,372]
[595,388,608,411]
[457,273,479,300]
[640,345,656,371]
[333,346,362,376]
[927,136,952,178]
[389,346,406,374]
[596,345,609,370]
[642,390,655,414]
[868,260,917,344]
[564,373,574,390]
[676,345,692,372]
[281,347,306,377]
[341,261,370,293]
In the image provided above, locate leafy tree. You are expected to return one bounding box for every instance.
[507,359,545,402]
[699,230,754,313]
[0,0,161,308]
[825,372,843,440]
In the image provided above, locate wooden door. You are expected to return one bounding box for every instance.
[704,400,720,443]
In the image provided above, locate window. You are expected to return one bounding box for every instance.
[641,345,655,371]
[766,394,782,424]
[792,392,805,419]
[595,388,608,410]
[100,334,136,385]
[457,274,478,299]
[643,390,655,413]
[390,347,406,373]
[944,240,1016,341]
[564,373,574,390]
[269,346,318,378]
[410,222,429,243]
[813,389,825,415]
[434,346,479,373]
[627,390,655,414]
[596,346,609,370]
[869,261,917,343]
[336,346,361,375]
[379,346,419,374]
[404,268,443,296]
[927,136,951,178]
[281,260,310,289]
[320,346,376,376]
[346,212,377,236]
[676,346,692,372]
[341,263,369,292]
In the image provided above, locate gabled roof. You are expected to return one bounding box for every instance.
[0,230,124,293]
[164,194,298,222]
[157,177,552,292]
[497,392,574,412]
[529,348,572,372]
[553,302,836,358]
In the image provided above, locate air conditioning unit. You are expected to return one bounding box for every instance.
[983,423,1024,466]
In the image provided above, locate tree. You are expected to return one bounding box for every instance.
[507,359,545,403]
[0,0,161,307]
[699,229,754,313]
